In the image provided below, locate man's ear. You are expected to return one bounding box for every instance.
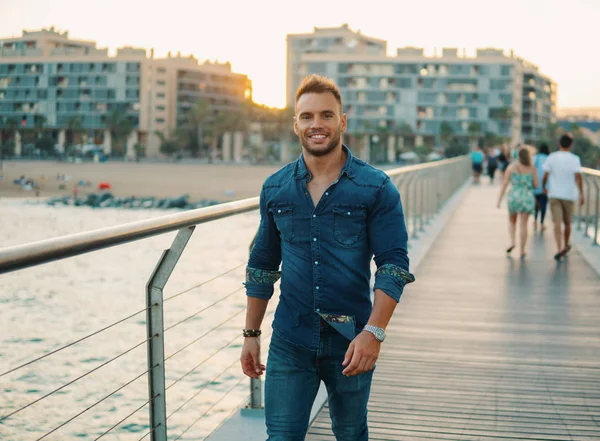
[293,117,299,136]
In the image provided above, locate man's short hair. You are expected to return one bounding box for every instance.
[295,75,343,112]
[559,134,573,149]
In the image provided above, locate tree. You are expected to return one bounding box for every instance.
[34,114,47,140]
[177,99,211,157]
[484,131,502,148]
[468,121,482,149]
[65,116,85,154]
[444,137,469,158]
[395,122,413,150]
[439,121,454,146]
[106,110,134,159]
[0,117,19,169]
[570,123,600,169]
[155,130,181,158]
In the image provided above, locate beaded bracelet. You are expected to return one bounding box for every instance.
[242,329,262,337]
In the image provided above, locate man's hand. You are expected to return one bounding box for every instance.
[342,331,381,377]
[240,337,265,379]
[543,188,548,195]
[580,195,585,206]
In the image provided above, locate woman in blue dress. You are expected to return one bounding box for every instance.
[497,148,539,258]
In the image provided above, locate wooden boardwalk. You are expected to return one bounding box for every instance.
[307,182,600,441]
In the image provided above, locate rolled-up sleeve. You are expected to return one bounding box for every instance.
[369,177,415,302]
[244,186,282,300]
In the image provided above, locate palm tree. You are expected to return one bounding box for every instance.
[207,111,236,162]
[34,114,47,140]
[106,110,134,159]
[176,99,212,157]
[1,117,19,169]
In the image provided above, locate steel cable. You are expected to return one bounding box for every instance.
[35,365,157,440]
[165,331,241,393]
[135,424,160,441]
[93,397,154,440]
[163,262,246,303]
[164,306,245,363]
[166,324,275,423]
[164,287,244,334]
[172,375,248,441]
[0,305,151,378]
[0,337,153,422]
[166,356,241,422]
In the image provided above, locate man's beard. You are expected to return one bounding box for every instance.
[300,126,342,158]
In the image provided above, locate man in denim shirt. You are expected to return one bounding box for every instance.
[240,75,414,441]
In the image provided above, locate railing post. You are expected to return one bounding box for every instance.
[592,178,599,246]
[584,175,592,237]
[247,233,263,409]
[412,172,420,239]
[146,226,195,441]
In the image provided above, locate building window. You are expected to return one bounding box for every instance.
[156,93,165,99]
[155,118,165,124]
[157,80,165,86]
[156,105,165,111]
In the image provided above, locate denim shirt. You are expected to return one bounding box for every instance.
[245,145,415,350]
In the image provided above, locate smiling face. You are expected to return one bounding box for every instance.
[294,92,347,158]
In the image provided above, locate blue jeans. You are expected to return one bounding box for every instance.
[265,325,374,441]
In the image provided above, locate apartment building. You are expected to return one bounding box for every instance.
[287,25,556,160]
[0,27,252,157]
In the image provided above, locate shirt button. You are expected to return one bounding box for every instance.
[313,238,317,242]
[277,209,281,213]
[313,214,316,218]
[316,308,320,312]
[314,261,319,265]
[347,212,351,215]
[325,192,329,196]
[316,286,320,290]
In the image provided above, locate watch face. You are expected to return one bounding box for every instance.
[375,328,386,341]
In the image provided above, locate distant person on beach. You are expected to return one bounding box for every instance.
[533,143,550,231]
[543,134,584,260]
[497,148,538,259]
[241,74,414,441]
[471,146,485,184]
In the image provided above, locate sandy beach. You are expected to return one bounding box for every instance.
[0,160,283,202]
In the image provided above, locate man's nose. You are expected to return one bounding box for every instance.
[310,116,325,128]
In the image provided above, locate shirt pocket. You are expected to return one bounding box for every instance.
[269,205,295,243]
[332,205,367,247]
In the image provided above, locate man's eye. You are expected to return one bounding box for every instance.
[301,115,311,120]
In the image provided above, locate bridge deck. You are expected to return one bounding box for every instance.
[307,183,600,440]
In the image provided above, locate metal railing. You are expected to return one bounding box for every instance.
[577,167,600,245]
[0,156,470,441]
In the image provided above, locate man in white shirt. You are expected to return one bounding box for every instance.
[542,134,584,260]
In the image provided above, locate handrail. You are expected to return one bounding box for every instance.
[0,197,259,274]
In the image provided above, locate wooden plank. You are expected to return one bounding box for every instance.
[307,184,600,440]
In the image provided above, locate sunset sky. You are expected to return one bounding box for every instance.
[1,0,598,109]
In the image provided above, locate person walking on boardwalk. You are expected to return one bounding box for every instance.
[470,146,485,184]
[240,74,415,441]
[533,143,550,231]
[497,148,538,259]
[542,134,584,260]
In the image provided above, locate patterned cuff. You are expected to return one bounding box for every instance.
[245,266,281,285]
[375,264,415,284]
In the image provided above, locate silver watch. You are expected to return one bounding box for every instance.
[363,325,386,342]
